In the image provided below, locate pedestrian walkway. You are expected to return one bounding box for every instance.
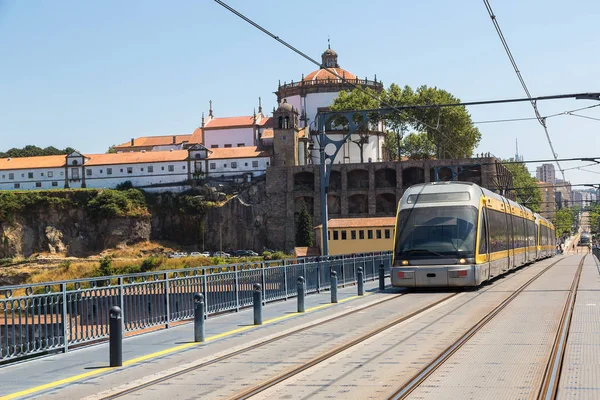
[0,280,387,399]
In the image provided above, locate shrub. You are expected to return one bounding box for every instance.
[96,256,115,277]
[140,255,164,273]
[59,260,72,271]
[115,181,134,190]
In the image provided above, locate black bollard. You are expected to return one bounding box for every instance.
[379,264,385,291]
[194,293,205,342]
[331,271,338,303]
[253,283,262,325]
[109,306,122,367]
[297,276,306,313]
[357,267,364,296]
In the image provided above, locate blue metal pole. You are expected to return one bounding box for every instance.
[330,271,338,303]
[253,283,262,325]
[357,267,364,296]
[109,306,122,367]
[379,264,385,291]
[193,293,205,342]
[297,276,305,313]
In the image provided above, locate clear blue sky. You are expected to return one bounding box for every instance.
[1,0,599,185]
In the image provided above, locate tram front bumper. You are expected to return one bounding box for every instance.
[391,265,476,287]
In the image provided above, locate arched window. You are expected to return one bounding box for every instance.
[71,160,78,166]
[284,116,289,129]
[278,116,283,129]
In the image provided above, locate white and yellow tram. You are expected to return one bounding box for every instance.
[391,182,555,288]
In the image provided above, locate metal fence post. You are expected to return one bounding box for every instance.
[330,271,338,304]
[379,264,385,291]
[253,283,262,325]
[316,259,321,292]
[235,267,240,311]
[284,265,288,299]
[193,293,205,342]
[164,273,171,328]
[118,277,125,338]
[357,267,364,296]
[109,306,122,367]
[261,265,266,303]
[297,276,305,313]
[61,283,69,353]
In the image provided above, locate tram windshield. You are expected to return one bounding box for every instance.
[394,205,478,259]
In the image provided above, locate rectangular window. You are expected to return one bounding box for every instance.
[245,162,248,167]
[210,163,216,170]
[52,182,58,187]
[224,163,228,168]
[161,166,165,171]
[14,183,20,189]
[224,144,232,148]
[252,161,259,168]
[107,168,112,175]
[21,173,24,178]
[328,231,330,240]
[140,168,144,172]
[266,161,270,166]
[127,167,133,174]
[368,230,373,239]
[231,162,237,169]
[333,231,339,240]
[48,171,53,178]
[341,230,347,240]
[237,143,245,147]
[168,165,174,172]
[60,171,64,176]
[100,170,103,174]
[351,230,357,240]
[182,166,186,170]
[28,172,33,179]
[385,229,391,239]
[9,173,14,180]
[86,169,92,176]
[211,145,219,148]
[35,182,42,188]
[120,169,124,173]
[148,166,154,173]
[41,173,44,177]
[359,230,365,240]
[71,168,79,179]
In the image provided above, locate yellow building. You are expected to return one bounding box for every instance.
[314,217,396,256]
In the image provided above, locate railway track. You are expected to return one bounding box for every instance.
[388,255,585,400]
[98,289,445,400]
[96,257,572,400]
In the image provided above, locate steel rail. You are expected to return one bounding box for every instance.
[99,291,415,400]
[537,255,586,400]
[388,256,572,400]
[227,292,460,400]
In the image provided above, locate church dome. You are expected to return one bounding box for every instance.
[277,99,294,112]
[303,67,356,83]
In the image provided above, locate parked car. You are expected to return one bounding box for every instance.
[232,250,259,257]
[200,251,211,257]
[213,251,231,258]
[169,252,188,258]
[190,252,201,257]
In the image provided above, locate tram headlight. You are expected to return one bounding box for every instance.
[458,258,467,264]
[401,260,409,266]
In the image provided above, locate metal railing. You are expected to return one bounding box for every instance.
[0,252,391,362]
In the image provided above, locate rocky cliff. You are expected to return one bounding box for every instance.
[0,181,275,258]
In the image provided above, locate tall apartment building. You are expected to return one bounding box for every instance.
[536,163,556,184]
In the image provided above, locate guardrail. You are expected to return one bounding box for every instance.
[0,252,392,362]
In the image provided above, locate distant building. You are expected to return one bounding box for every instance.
[536,163,556,184]
[537,181,556,220]
[0,146,270,192]
[313,217,396,256]
[555,179,572,208]
[113,135,192,153]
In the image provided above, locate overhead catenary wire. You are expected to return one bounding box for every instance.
[213,0,469,158]
[473,103,600,124]
[483,0,566,181]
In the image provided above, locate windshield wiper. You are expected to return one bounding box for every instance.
[403,249,447,257]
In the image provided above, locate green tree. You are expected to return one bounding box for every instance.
[330,84,481,162]
[329,88,381,163]
[295,204,314,247]
[503,162,542,212]
[553,208,574,238]
[107,145,117,154]
[0,145,76,158]
[401,132,436,160]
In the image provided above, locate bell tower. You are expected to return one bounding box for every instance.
[272,99,300,167]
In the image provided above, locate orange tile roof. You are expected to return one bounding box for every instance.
[304,67,356,82]
[85,150,189,166]
[207,146,270,160]
[261,128,274,139]
[189,127,204,144]
[0,155,66,171]
[316,217,396,229]
[204,116,256,129]
[258,117,274,127]
[114,135,191,149]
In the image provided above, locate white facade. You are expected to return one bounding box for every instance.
[0,166,67,190]
[206,156,271,178]
[203,127,255,149]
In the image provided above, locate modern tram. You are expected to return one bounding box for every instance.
[391,182,556,288]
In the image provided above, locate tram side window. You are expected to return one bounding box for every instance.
[478,208,488,255]
[488,209,508,253]
[527,220,536,247]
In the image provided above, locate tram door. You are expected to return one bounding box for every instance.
[502,200,513,271]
